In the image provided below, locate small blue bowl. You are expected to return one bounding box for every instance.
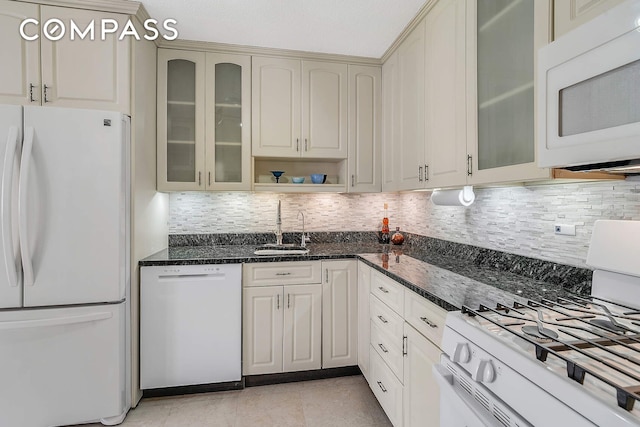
[291,177,305,184]
[310,174,327,184]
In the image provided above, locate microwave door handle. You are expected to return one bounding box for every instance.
[2,126,20,287]
[18,127,34,287]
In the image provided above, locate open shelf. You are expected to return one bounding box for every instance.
[253,157,347,192]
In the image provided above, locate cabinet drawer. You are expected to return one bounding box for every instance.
[243,261,322,286]
[370,270,404,316]
[370,322,403,382]
[369,347,403,427]
[404,290,447,347]
[370,294,404,338]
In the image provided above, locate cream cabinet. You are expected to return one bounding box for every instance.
[322,260,358,368]
[157,49,251,191]
[347,65,382,192]
[395,19,426,191]
[364,268,446,427]
[403,323,441,427]
[244,285,323,375]
[357,262,371,381]
[0,1,39,105]
[0,2,129,112]
[252,56,348,159]
[370,347,404,427]
[242,286,284,375]
[242,262,323,376]
[382,51,399,193]
[554,0,626,38]
[424,0,468,188]
[465,0,551,185]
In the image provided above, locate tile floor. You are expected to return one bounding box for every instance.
[80,375,392,427]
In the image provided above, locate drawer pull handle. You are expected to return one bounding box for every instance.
[377,315,388,324]
[378,343,388,353]
[277,294,280,310]
[378,286,389,294]
[276,272,291,276]
[377,381,387,393]
[420,317,438,328]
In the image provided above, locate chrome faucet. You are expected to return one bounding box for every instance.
[274,200,283,245]
[297,211,310,248]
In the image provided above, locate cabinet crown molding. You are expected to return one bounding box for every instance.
[157,38,381,65]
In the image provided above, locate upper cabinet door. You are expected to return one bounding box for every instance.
[157,49,206,191]
[466,0,550,184]
[39,6,130,113]
[554,0,626,38]
[347,65,381,193]
[252,56,301,157]
[0,1,40,106]
[302,61,348,158]
[382,51,399,192]
[396,20,426,191]
[424,0,468,189]
[205,53,251,190]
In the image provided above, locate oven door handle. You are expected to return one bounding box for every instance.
[433,363,505,427]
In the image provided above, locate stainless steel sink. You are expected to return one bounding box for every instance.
[253,244,310,256]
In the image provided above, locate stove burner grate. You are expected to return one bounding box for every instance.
[521,325,559,341]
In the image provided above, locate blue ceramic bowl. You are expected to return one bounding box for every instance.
[291,176,305,184]
[310,174,327,184]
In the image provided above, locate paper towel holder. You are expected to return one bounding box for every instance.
[431,185,476,207]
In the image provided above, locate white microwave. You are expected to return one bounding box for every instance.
[537,0,640,173]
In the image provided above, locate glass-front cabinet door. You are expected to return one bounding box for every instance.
[205,53,251,190]
[157,49,206,191]
[466,0,551,184]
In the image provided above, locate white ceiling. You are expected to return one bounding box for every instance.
[140,0,426,58]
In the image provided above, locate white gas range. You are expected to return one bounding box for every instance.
[434,220,640,427]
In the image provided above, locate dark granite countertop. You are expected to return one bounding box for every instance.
[140,242,590,312]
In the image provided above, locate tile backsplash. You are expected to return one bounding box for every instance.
[169,179,640,268]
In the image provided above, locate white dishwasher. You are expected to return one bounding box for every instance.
[140,264,242,389]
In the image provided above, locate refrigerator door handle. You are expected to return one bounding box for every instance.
[0,311,113,330]
[2,126,19,287]
[18,127,34,287]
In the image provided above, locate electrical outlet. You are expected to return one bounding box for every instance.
[554,224,576,236]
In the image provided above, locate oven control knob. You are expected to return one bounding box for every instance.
[452,342,471,364]
[473,359,496,383]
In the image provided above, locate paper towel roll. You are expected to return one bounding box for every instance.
[431,186,475,207]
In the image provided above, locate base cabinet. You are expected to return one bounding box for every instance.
[403,323,441,427]
[364,269,445,427]
[370,348,404,427]
[243,284,322,375]
[242,262,323,376]
[322,260,358,368]
[357,262,372,380]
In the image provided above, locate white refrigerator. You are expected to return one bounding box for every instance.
[0,105,130,427]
